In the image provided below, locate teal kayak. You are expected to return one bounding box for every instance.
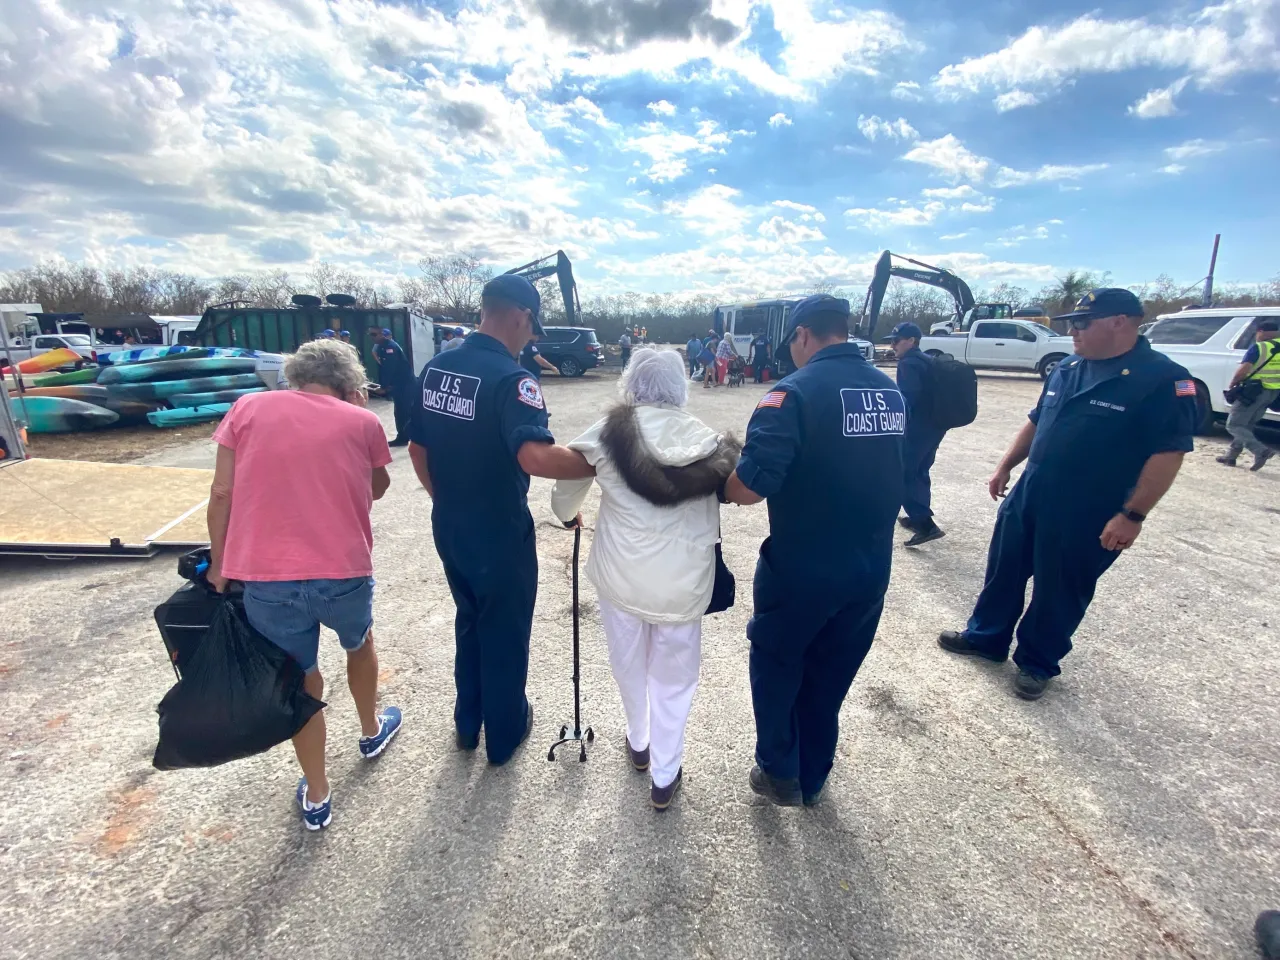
[99,357,258,384]
[147,403,233,428]
[104,373,264,401]
[167,387,266,409]
[16,396,120,433]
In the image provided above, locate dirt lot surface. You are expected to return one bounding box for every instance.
[21,421,219,464]
[1,364,1277,960]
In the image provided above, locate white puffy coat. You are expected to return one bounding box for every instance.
[551,404,735,624]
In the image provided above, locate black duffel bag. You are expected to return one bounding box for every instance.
[153,598,325,770]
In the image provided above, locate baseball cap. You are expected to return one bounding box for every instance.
[321,328,335,336]
[483,274,543,334]
[1256,318,1279,332]
[780,294,850,346]
[884,321,923,342]
[454,326,465,335]
[339,329,350,337]
[1055,288,1144,324]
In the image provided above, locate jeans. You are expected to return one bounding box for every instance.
[242,577,375,672]
[1226,388,1279,458]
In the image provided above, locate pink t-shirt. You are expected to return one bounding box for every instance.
[213,391,392,581]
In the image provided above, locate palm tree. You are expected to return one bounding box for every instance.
[1054,270,1092,311]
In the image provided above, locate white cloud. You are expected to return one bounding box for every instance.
[960,201,996,213]
[1160,163,1187,175]
[932,2,1280,100]
[922,185,980,199]
[623,119,737,181]
[991,163,1109,187]
[1129,77,1190,118]
[891,80,925,101]
[768,2,911,86]
[768,112,794,127]
[845,201,945,228]
[647,100,677,116]
[758,215,825,244]
[663,184,751,235]
[993,89,1041,112]
[903,135,990,183]
[1164,138,1226,160]
[771,200,826,222]
[857,114,918,141]
[540,95,615,134]
[939,232,970,240]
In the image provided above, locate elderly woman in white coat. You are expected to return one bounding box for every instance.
[551,347,739,810]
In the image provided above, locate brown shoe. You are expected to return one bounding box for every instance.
[651,768,682,810]
[628,740,650,772]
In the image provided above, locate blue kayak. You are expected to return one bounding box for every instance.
[147,403,233,428]
[167,387,265,409]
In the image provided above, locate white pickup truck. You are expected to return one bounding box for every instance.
[919,319,1076,380]
[1146,307,1280,434]
[0,331,97,370]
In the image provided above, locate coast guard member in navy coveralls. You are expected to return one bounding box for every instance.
[369,325,414,447]
[721,295,905,807]
[407,275,594,764]
[939,289,1196,700]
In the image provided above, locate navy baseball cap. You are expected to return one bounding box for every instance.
[454,326,465,335]
[1055,288,1144,323]
[781,294,850,345]
[1256,318,1279,331]
[339,329,350,337]
[321,328,335,336]
[885,321,923,342]
[483,274,543,334]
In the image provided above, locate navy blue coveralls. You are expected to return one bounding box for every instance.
[407,332,554,763]
[750,335,771,383]
[896,346,946,524]
[963,338,1196,677]
[377,338,415,442]
[736,343,905,797]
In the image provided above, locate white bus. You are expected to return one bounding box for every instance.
[712,298,875,375]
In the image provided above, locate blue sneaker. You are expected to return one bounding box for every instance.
[295,778,332,830]
[359,706,403,759]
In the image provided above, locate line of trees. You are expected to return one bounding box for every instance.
[2,257,1277,345]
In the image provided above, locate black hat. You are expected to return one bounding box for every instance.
[483,275,543,334]
[1055,288,1144,323]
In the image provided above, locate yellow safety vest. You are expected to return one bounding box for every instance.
[1247,338,1280,390]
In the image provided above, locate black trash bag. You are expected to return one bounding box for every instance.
[153,598,325,770]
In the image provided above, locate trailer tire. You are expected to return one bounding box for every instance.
[1038,354,1067,380]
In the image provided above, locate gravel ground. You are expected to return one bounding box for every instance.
[1,364,1277,960]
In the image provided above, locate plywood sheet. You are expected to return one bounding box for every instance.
[0,458,212,553]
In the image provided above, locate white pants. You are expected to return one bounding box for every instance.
[598,597,702,789]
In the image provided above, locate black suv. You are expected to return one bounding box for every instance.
[538,326,602,377]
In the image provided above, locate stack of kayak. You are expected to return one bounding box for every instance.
[8,348,269,433]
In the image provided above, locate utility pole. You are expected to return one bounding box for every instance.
[1202,234,1220,307]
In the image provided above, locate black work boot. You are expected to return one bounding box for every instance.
[1251,448,1275,472]
[749,765,802,807]
[937,631,1008,663]
[1215,453,1238,466]
[802,785,826,808]
[1014,669,1050,701]
[1257,911,1280,960]
[896,516,921,530]
[904,521,946,547]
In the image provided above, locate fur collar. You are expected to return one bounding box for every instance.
[598,404,741,507]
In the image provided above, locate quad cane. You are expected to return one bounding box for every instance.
[548,524,594,762]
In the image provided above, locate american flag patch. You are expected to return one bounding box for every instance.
[757,391,787,409]
[1175,379,1196,397]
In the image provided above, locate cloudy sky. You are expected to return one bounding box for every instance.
[1,0,1277,299]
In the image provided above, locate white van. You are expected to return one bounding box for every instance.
[1146,307,1280,433]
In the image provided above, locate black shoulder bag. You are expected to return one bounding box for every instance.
[1225,343,1280,405]
[705,516,736,615]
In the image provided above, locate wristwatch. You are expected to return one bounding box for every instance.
[1121,508,1146,523]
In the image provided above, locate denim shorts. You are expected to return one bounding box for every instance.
[242,577,375,672]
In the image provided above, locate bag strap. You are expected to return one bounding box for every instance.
[1246,339,1280,380]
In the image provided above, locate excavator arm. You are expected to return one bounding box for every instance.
[503,250,580,327]
[857,250,976,340]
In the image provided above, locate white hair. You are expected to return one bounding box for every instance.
[619,346,689,407]
[284,339,368,396]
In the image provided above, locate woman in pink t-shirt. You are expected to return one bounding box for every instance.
[207,339,401,831]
